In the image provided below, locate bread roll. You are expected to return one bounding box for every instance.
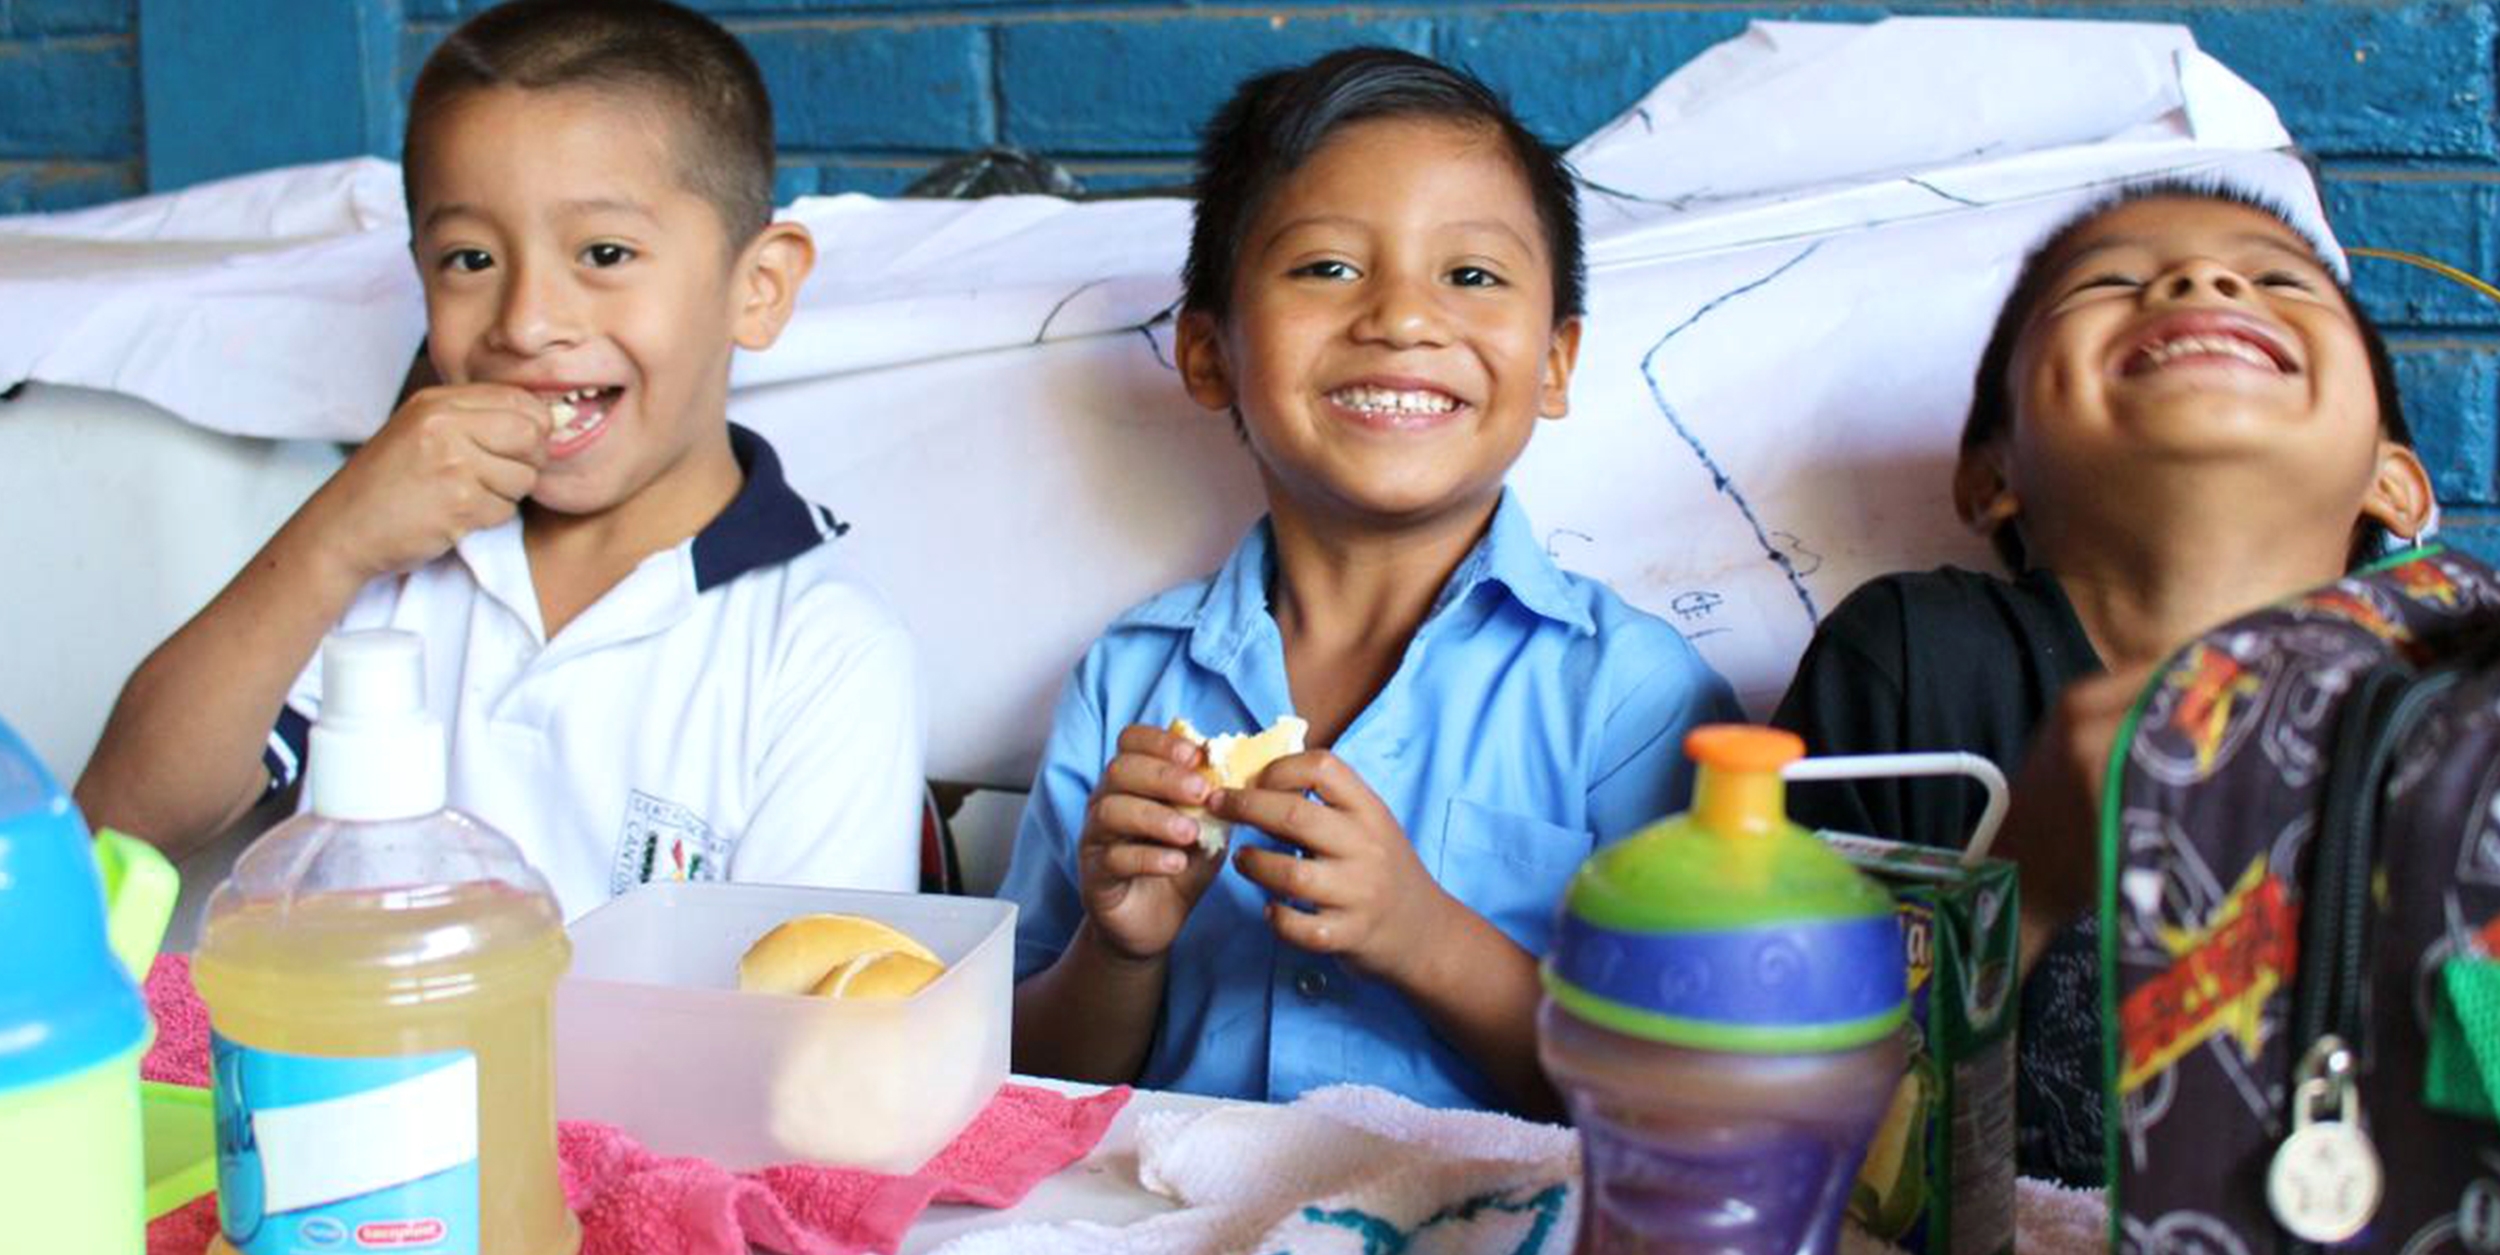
[737,913,941,995]
[1166,714,1309,854]
[808,949,945,1000]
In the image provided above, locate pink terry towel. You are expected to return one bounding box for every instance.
[142,953,1130,1255]
[140,951,210,1086]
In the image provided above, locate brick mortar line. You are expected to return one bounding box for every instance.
[2328,169,2500,183]
[415,0,2360,39]
[2387,337,2500,351]
[787,153,945,168]
[782,143,1196,162]
[784,148,1189,164]
[1061,158,1193,169]
[983,24,1004,144]
[0,32,132,53]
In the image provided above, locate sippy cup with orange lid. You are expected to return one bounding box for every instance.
[1539,725,1909,1255]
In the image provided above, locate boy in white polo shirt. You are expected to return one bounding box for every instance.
[75,0,923,918]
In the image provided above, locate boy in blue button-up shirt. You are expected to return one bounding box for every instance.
[1000,48,1739,1116]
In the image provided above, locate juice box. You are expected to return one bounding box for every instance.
[1821,831,2018,1255]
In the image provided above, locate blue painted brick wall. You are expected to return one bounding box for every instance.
[998,15,1435,154]
[4,0,2497,555]
[0,0,137,213]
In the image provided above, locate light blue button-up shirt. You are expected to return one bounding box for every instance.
[998,491,1741,1112]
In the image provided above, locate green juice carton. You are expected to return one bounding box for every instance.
[1820,831,2019,1255]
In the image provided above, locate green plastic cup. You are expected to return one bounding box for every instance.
[0,710,180,1255]
[0,1043,147,1255]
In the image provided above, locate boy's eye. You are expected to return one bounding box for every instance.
[2256,270,2315,291]
[1291,259,1358,281]
[2070,273,2141,294]
[1449,266,1504,288]
[582,242,635,268]
[441,248,494,274]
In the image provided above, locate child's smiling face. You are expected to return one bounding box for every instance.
[2003,196,2383,515]
[1177,115,1580,532]
[409,85,793,521]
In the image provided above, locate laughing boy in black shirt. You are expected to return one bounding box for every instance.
[1774,182,2435,1186]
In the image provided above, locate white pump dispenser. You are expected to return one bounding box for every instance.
[195,629,578,1255]
[306,630,447,822]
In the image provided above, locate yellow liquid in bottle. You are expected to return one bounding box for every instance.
[194,881,579,1255]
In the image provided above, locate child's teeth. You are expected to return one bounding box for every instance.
[2143,335,2275,370]
[1329,386,1457,414]
[549,401,577,425]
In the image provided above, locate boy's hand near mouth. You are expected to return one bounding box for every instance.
[305,383,552,584]
[66,381,550,853]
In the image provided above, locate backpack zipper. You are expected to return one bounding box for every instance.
[2283,666,2457,1253]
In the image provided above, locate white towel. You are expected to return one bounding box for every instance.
[929,1084,2109,1255]
[928,1085,1898,1255]
[929,1085,1575,1255]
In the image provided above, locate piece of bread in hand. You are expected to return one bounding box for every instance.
[1165,714,1310,855]
[737,913,942,995]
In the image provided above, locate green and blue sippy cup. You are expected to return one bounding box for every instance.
[0,716,178,1255]
[1539,725,1908,1255]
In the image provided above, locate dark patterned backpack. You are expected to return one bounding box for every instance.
[2106,546,2500,1253]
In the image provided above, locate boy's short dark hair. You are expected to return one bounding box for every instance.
[1181,46,1585,327]
[1961,179,2414,571]
[404,0,775,246]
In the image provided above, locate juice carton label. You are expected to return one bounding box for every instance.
[1821,832,2019,1255]
[210,1033,479,1255]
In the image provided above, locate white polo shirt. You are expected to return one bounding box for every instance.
[265,425,924,919]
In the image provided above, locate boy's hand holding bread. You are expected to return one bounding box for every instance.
[1074,715,1307,964]
[1215,748,1455,987]
[1166,716,1307,854]
[1074,723,1230,964]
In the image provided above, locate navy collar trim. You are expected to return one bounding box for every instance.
[692,424,844,592]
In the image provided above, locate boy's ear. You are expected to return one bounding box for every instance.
[731,221,816,352]
[1537,316,1584,420]
[2359,440,2437,542]
[1174,309,1236,413]
[1953,442,2022,536]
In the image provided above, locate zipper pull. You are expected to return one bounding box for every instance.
[2268,1034,2384,1244]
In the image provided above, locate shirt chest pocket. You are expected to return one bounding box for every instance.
[1429,797,1593,954]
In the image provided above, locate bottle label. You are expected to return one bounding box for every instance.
[211,1032,479,1254]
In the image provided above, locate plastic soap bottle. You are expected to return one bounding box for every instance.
[1539,725,1908,1255]
[194,631,578,1255]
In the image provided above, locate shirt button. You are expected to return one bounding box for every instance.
[1293,968,1329,1000]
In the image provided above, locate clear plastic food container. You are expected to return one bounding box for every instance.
[555,883,1014,1174]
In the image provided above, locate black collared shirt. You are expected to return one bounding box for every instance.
[1773,564,2107,1188]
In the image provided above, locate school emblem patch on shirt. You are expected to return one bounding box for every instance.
[613,790,733,893]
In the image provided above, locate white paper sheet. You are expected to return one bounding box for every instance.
[0,18,2325,788]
